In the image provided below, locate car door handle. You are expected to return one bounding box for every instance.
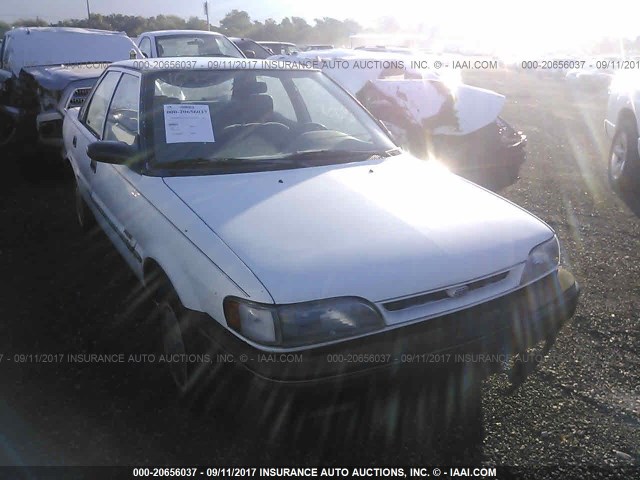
[72,136,77,148]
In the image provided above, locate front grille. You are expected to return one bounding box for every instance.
[383,270,510,312]
[66,87,92,109]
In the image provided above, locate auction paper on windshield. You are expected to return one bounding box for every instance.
[164,104,215,143]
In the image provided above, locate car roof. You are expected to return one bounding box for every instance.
[111,57,318,72]
[6,26,128,37]
[141,30,226,37]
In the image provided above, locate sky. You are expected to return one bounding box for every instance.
[1,1,638,55]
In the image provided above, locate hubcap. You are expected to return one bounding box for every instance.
[611,132,628,181]
[160,303,188,390]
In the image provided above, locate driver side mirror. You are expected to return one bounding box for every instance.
[87,141,138,165]
[244,50,256,58]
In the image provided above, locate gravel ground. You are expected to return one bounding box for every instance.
[0,70,638,477]
[466,70,640,473]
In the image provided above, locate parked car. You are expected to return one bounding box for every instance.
[604,71,640,192]
[272,49,527,190]
[565,66,614,91]
[301,44,334,51]
[258,41,300,56]
[354,46,419,55]
[137,30,244,59]
[0,27,142,155]
[63,58,578,414]
[228,37,273,59]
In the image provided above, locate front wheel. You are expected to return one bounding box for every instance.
[609,121,640,193]
[154,281,217,402]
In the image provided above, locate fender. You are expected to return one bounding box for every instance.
[141,252,204,311]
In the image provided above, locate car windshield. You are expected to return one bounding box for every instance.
[155,35,242,58]
[263,43,299,55]
[147,69,397,173]
[232,40,273,59]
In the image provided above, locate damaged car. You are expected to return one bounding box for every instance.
[0,27,142,158]
[63,59,578,421]
[273,49,527,190]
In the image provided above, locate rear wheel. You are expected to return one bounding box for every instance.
[609,120,640,192]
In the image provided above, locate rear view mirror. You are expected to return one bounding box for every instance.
[87,141,137,165]
[244,50,256,58]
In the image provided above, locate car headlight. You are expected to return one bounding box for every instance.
[223,296,384,347]
[38,88,60,111]
[520,236,560,286]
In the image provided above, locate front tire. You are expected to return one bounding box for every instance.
[153,280,216,402]
[609,120,640,193]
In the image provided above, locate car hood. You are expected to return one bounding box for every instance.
[270,52,505,134]
[21,65,104,91]
[163,155,553,304]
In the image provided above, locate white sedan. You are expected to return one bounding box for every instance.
[136,30,244,59]
[63,59,579,400]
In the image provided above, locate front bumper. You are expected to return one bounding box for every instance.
[0,105,63,149]
[434,119,527,190]
[201,268,579,388]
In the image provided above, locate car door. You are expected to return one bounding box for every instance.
[90,71,145,276]
[70,70,121,210]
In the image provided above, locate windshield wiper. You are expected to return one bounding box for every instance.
[279,148,401,162]
[157,148,401,172]
[159,158,219,169]
[158,157,296,170]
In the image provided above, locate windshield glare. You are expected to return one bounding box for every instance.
[148,69,397,171]
[155,35,243,58]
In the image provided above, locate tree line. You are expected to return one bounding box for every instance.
[1,11,638,54]
[0,10,364,46]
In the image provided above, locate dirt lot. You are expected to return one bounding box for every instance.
[0,70,638,475]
